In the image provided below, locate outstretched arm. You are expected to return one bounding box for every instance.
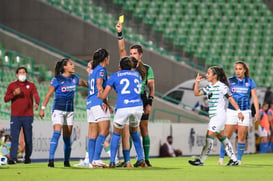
[194,73,205,96]
[116,22,127,58]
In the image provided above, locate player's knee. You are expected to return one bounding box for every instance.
[114,122,124,129]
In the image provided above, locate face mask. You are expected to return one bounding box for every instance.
[18,75,26,82]
[5,142,11,148]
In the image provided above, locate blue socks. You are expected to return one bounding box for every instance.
[123,149,130,162]
[93,134,106,160]
[259,142,269,153]
[88,138,96,164]
[130,131,144,161]
[49,131,61,159]
[237,142,245,161]
[219,143,226,159]
[110,132,120,163]
[63,136,71,162]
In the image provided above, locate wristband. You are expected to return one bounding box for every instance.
[41,106,46,110]
[147,96,154,106]
[117,32,123,40]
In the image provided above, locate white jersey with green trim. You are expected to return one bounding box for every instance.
[201,81,230,119]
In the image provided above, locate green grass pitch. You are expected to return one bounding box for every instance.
[0,154,272,181]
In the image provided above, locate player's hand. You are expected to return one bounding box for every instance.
[116,22,122,32]
[102,102,108,113]
[254,113,260,122]
[195,73,204,83]
[238,112,244,122]
[39,110,45,118]
[13,88,21,96]
[34,104,39,111]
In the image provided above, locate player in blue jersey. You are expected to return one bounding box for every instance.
[189,66,244,166]
[39,58,88,168]
[86,48,112,168]
[218,61,260,165]
[116,21,153,167]
[98,56,146,168]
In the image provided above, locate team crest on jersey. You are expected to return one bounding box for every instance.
[61,87,67,92]
[100,71,104,77]
[245,82,249,87]
[72,78,76,84]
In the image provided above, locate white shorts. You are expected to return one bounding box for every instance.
[258,125,271,137]
[226,109,251,126]
[208,114,226,133]
[87,105,110,123]
[114,106,143,129]
[52,110,74,126]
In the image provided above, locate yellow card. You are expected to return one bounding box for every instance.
[119,15,124,24]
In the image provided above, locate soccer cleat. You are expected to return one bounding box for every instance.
[48,159,54,168]
[116,161,132,168]
[115,158,121,165]
[92,160,109,168]
[188,159,204,166]
[73,159,88,167]
[24,159,31,164]
[109,162,115,168]
[133,159,146,167]
[145,160,152,167]
[226,159,239,166]
[64,161,71,167]
[218,158,224,165]
[8,159,16,165]
[88,163,94,169]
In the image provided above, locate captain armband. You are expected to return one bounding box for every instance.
[224,92,232,98]
[117,32,123,40]
[147,96,154,106]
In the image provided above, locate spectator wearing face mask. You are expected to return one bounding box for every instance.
[4,66,40,164]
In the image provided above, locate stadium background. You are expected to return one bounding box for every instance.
[0,0,271,159]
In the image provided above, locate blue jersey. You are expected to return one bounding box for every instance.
[51,74,80,112]
[107,70,142,109]
[86,65,107,108]
[228,76,256,111]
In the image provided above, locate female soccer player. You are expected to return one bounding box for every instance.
[86,48,112,168]
[116,21,154,167]
[188,66,244,166]
[98,56,145,168]
[39,58,88,167]
[218,61,260,165]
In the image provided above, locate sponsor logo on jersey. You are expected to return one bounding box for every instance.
[61,85,76,92]
[124,99,141,104]
[61,87,67,92]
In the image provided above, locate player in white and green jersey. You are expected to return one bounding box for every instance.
[188,66,244,166]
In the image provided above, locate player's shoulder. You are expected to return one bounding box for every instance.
[228,76,237,82]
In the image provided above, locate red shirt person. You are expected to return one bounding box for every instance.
[4,66,40,164]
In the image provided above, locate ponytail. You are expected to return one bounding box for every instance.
[210,66,229,87]
[54,58,69,76]
[91,48,109,69]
